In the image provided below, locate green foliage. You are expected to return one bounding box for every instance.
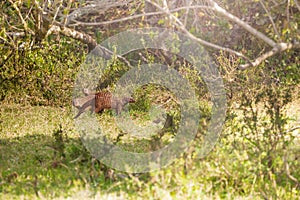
[217,50,300,198]
[129,90,151,113]
[52,125,66,159]
[0,37,85,106]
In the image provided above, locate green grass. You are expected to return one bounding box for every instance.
[0,103,299,199]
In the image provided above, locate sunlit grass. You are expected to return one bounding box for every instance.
[0,103,299,199]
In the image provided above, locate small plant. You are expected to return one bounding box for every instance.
[52,124,66,159]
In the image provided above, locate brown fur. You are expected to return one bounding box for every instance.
[74,91,135,119]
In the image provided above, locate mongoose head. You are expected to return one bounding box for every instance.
[121,97,135,104]
[72,99,81,108]
[82,88,95,96]
[128,97,135,103]
[114,96,135,104]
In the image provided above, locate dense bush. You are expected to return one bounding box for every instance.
[216,51,300,196]
[0,37,85,106]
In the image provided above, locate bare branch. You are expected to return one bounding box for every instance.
[206,0,277,47]
[52,0,63,25]
[47,24,97,50]
[239,42,299,69]
[286,0,290,26]
[48,23,132,68]
[66,0,134,25]
[183,0,193,27]
[145,0,300,69]
[70,10,165,26]
[295,0,300,11]
[8,0,35,35]
[284,150,299,185]
[47,23,132,68]
[5,0,296,71]
[145,0,252,63]
[259,0,281,41]
[69,5,211,26]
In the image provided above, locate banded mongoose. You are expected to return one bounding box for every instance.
[74,91,135,119]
